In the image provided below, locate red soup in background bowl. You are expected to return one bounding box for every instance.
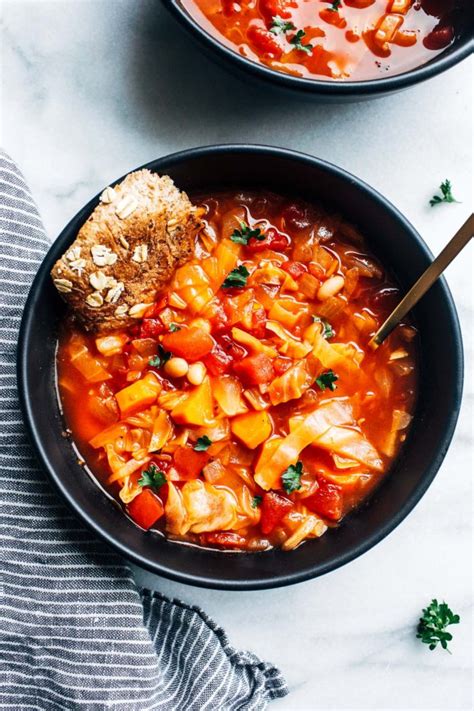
[163,0,472,99]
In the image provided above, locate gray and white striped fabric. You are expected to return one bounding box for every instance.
[0,151,288,711]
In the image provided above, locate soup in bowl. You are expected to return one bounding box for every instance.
[163,0,472,98]
[56,189,417,552]
[18,146,462,589]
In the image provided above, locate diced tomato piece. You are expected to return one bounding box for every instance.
[144,297,168,318]
[247,227,290,253]
[281,261,307,280]
[202,531,248,549]
[266,228,290,252]
[260,492,293,535]
[273,356,292,375]
[173,446,210,480]
[216,333,246,362]
[139,319,165,340]
[203,343,234,375]
[127,489,164,530]
[232,353,275,386]
[304,480,343,521]
[247,25,283,57]
[260,0,291,20]
[161,327,214,361]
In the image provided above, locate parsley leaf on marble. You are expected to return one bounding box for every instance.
[429,180,459,207]
[416,600,460,652]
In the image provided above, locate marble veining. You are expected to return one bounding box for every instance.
[1,1,472,708]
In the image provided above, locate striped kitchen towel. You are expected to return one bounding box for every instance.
[0,150,288,711]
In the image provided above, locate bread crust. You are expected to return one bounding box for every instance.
[51,170,202,332]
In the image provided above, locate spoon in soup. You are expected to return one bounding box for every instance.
[369,213,473,349]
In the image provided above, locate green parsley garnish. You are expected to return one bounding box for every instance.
[194,435,212,452]
[329,0,342,10]
[222,265,250,289]
[429,180,459,207]
[313,316,335,339]
[270,15,296,35]
[316,369,338,391]
[230,221,265,245]
[290,29,313,55]
[169,323,181,332]
[138,464,167,490]
[417,600,460,652]
[282,461,303,494]
[251,495,263,508]
[149,345,171,368]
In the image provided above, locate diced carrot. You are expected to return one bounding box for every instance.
[127,489,164,530]
[231,410,272,449]
[260,492,293,535]
[232,353,275,386]
[171,376,215,426]
[115,373,161,417]
[173,446,210,479]
[161,327,214,362]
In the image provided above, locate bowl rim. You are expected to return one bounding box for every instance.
[162,0,473,96]
[17,144,464,590]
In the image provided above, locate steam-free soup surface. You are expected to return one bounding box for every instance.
[57,191,417,552]
[181,0,463,81]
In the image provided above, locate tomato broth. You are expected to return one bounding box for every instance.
[57,191,417,552]
[181,0,464,81]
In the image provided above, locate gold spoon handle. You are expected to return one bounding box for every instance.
[369,213,474,349]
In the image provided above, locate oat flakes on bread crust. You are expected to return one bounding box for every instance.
[50,170,203,332]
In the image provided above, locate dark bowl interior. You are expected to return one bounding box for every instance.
[18,145,463,590]
[162,0,473,100]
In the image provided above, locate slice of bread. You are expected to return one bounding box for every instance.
[51,170,202,332]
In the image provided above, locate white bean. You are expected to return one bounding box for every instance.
[164,357,189,378]
[317,275,345,301]
[187,362,207,386]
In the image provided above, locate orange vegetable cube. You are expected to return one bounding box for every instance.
[115,373,161,417]
[69,338,111,383]
[231,410,272,449]
[161,327,214,362]
[171,376,215,426]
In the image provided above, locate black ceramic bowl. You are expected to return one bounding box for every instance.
[18,145,463,590]
[162,0,473,101]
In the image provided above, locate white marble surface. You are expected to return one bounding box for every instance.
[2,1,473,709]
